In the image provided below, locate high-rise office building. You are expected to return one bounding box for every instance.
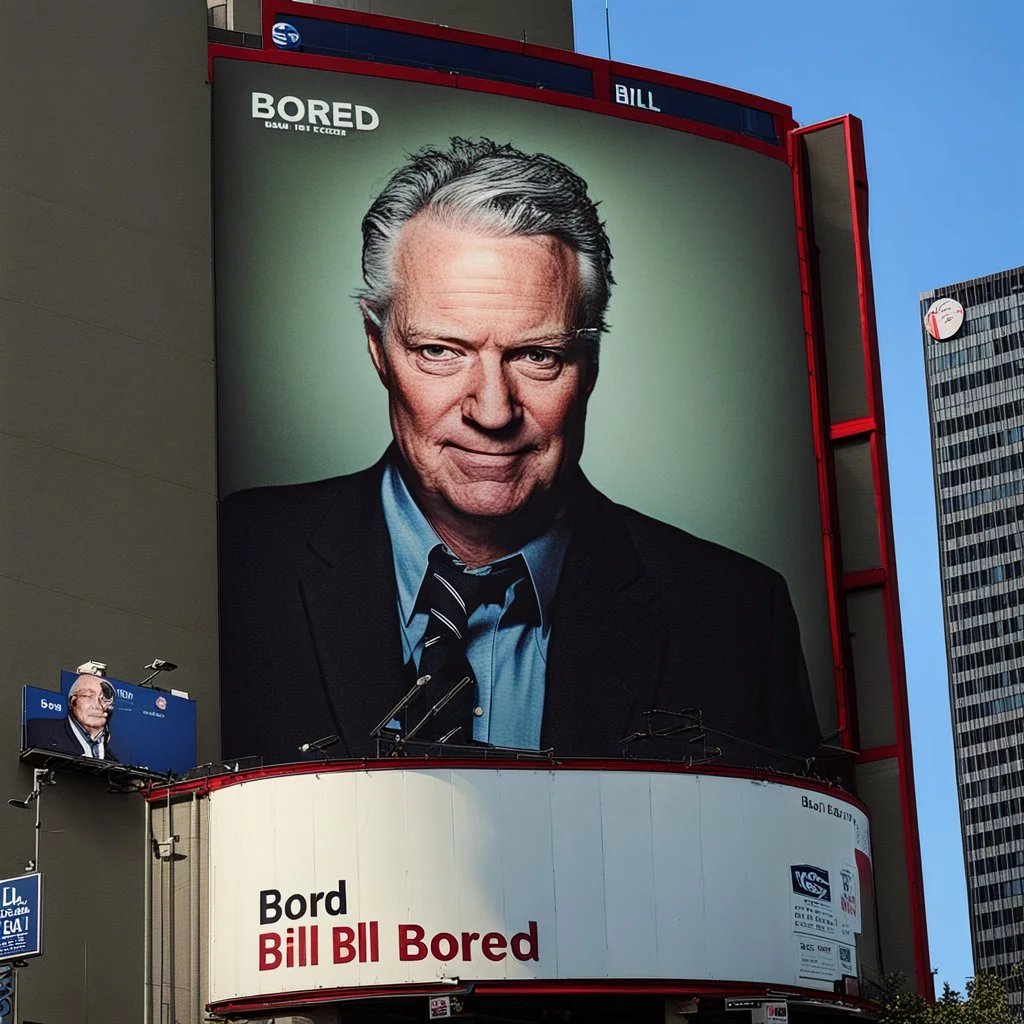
[922,265,1024,1001]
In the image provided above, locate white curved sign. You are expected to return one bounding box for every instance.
[207,768,871,1006]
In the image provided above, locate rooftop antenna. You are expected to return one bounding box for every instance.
[605,0,613,62]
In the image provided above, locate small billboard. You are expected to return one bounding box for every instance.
[0,873,41,963]
[21,670,197,776]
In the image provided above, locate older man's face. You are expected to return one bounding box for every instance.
[70,675,112,738]
[368,216,595,527]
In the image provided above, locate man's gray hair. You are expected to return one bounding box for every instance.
[358,138,614,341]
[68,674,114,703]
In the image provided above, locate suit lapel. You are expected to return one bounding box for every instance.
[544,481,667,756]
[296,466,670,759]
[299,461,408,757]
[63,716,85,756]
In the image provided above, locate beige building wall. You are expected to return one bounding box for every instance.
[0,2,217,1022]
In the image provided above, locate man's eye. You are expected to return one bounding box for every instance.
[418,345,455,360]
[521,348,562,366]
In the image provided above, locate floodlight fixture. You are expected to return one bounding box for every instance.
[138,658,179,688]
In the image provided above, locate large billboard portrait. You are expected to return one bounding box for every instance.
[214,58,835,769]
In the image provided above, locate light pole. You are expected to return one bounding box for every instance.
[7,769,56,871]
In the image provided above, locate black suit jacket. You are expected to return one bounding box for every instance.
[24,715,120,763]
[219,458,820,768]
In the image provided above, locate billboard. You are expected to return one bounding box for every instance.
[214,57,835,768]
[21,670,197,775]
[0,874,41,964]
[205,767,873,1008]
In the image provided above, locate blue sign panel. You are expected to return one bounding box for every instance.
[282,15,593,96]
[0,874,41,963]
[21,670,197,775]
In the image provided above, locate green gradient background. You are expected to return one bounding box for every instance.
[213,59,836,729]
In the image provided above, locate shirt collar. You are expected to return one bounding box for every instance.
[381,460,571,630]
[68,713,103,758]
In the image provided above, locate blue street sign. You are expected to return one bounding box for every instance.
[0,874,41,962]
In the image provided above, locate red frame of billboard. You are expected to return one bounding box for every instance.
[792,115,931,995]
[207,4,930,999]
[210,979,874,1018]
[209,1,796,163]
[147,757,870,812]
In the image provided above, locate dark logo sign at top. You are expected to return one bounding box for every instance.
[271,22,302,50]
[790,864,831,901]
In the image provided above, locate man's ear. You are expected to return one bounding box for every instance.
[361,301,390,388]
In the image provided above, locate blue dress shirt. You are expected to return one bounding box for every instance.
[381,461,571,749]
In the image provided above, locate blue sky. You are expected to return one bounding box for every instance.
[573,0,1024,994]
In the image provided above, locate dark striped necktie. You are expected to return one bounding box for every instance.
[414,545,507,745]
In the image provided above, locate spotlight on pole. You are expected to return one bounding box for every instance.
[138,659,178,688]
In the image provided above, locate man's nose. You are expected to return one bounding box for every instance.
[462,359,521,430]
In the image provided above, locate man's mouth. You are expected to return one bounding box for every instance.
[445,443,532,458]
[442,444,538,481]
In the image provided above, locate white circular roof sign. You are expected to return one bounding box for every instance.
[925,297,965,341]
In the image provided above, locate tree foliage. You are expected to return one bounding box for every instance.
[877,970,1017,1024]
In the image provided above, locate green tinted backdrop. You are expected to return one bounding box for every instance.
[213,59,836,728]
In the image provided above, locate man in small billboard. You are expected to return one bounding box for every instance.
[25,672,121,761]
[220,138,820,766]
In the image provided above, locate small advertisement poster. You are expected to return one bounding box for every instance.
[790,864,838,940]
[789,863,857,983]
[838,861,860,942]
[794,937,838,983]
[0,874,41,963]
